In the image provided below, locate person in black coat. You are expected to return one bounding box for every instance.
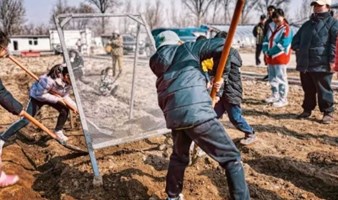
[150,31,250,200]
[212,31,256,145]
[253,14,266,66]
[292,0,338,124]
[0,31,23,187]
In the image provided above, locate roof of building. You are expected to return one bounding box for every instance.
[10,35,50,39]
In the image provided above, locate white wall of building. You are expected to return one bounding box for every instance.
[8,37,51,52]
[49,29,92,55]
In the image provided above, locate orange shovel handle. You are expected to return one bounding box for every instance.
[19,110,58,140]
[6,55,39,81]
[6,53,78,114]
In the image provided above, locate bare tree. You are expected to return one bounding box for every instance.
[255,0,291,13]
[86,0,121,33]
[144,0,162,30]
[292,0,312,25]
[182,0,216,26]
[241,0,259,24]
[209,0,223,24]
[222,0,234,24]
[120,0,133,33]
[170,3,193,27]
[20,23,50,35]
[50,1,95,30]
[73,3,96,29]
[50,0,73,25]
[0,0,25,35]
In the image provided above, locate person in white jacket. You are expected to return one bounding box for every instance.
[0,64,76,149]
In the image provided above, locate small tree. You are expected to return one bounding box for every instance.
[241,0,259,24]
[255,0,291,14]
[50,0,73,26]
[20,23,50,35]
[170,3,193,27]
[73,3,96,29]
[182,0,216,26]
[222,0,234,24]
[0,0,26,35]
[144,0,162,30]
[51,1,95,30]
[209,0,223,24]
[86,0,121,33]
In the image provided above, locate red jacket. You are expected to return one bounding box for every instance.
[335,35,338,71]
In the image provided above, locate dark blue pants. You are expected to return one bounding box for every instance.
[255,44,263,66]
[300,72,334,114]
[214,101,254,135]
[0,98,69,141]
[166,119,250,199]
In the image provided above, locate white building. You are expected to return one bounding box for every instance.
[49,29,92,55]
[8,35,51,53]
[7,29,93,55]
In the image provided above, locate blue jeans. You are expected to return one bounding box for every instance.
[268,64,288,100]
[214,101,254,135]
[0,98,69,141]
[166,119,250,199]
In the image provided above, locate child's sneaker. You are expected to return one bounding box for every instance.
[273,99,288,107]
[0,171,19,187]
[240,134,256,145]
[322,112,334,124]
[55,130,68,142]
[265,95,279,103]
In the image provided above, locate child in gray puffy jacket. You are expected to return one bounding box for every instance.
[0,64,76,146]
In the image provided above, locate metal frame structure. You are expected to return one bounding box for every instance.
[54,13,156,186]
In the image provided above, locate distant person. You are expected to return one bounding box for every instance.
[263,8,293,108]
[76,39,82,53]
[111,32,124,76]
[99,67,116,96]
[67,49,90,84]
[253,14,266,66]
[292,0,338,124]
[262,5,276,81]
[150,30,250,200]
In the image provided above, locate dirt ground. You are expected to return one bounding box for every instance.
[0,54,337,200]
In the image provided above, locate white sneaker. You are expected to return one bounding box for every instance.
[273,99,288,107]
[265,96,279,103]
[55,130,68,142]
[166,194,184,200]
[0,140,5,156]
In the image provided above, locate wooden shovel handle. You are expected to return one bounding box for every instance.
[6,54,78,114]
[6,55,39,81]
[210,0,245,106]
[19,110,58,140]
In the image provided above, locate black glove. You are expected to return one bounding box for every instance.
[0,80,23,115]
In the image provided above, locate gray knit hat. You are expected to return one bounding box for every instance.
[155,30,181,48]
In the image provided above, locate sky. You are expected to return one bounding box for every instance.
[24,0,83,24]
[24,0,302,25]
